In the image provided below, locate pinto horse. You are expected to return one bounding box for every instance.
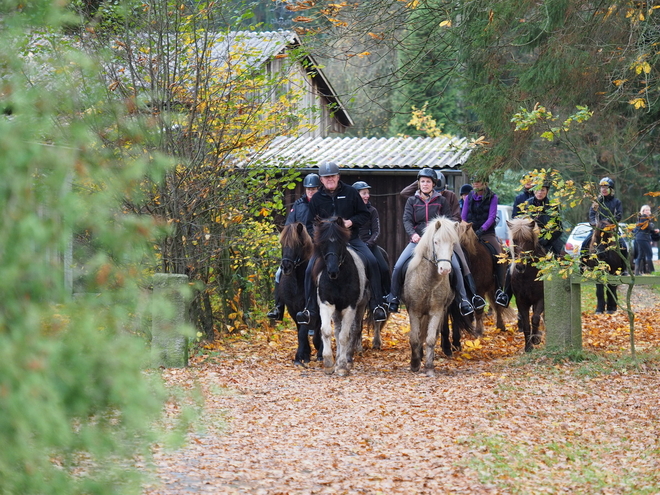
[582,221,628,314]
[278,222,322,364]
[402,217,475,377]
[457,222,514,334]
[313,217,370,376]
[507,218,545,352]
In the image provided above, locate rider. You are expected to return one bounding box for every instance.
[522,180,564,255]
[633,205,657,275]
[384,168,485,316]
[461,174,510,307]
[296,161,388,327]
[267,173,320,321]
[352,181,391,295]
[512,171,535,218]
[459,183,472,210]
[579,177,627,259]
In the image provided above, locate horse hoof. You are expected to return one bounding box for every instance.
[336,368,349,377]
[410,363,421,373]
[425,369,436,378]
[293,360,307,367]
[531,335,542,345]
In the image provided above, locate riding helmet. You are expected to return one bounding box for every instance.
[459,184,473,195]
[436,171,447,191]
[599,177,615,189]
[352,181,371,190]
[303,173,321,188]
[318,161,340,177]
[417,168,437,184]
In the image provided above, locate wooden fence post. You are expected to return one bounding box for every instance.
[544,274,582,351]
[152,273,190,368]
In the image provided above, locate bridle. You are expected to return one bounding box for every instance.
[280,255,306,269]
[323,250,345,268]
[424,253,452,267]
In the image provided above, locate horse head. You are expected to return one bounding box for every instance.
[315,216,350,280]
[416,217,457,276]
[507,217,541,273]
[279,222,313,276]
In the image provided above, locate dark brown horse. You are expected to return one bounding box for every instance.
[507,218,545,352]
[582,221,628,314]
[278,222,321,364]
[458,222,514,334]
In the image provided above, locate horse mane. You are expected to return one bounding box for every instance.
[314,216,351,248]
[458,221,479,255]
[508,217,539,246]
[280,222,313,259]
[409,216,458,271]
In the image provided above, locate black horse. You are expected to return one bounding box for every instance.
[278,222,322,364]
[582,221,628,314]
[508,218,545,352]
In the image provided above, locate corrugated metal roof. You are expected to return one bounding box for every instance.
[209,30,297,70]
[251,136,472,170]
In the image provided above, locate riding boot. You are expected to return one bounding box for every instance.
[266,282,284,320]
[464,274,486,310]
[383,263,403,313]
[450,260,474,316]
[494,264,510,308]
[296,295,319,328]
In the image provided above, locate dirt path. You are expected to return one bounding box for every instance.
[144,296,660,495]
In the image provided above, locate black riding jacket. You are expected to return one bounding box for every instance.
[589,194,622,226]
[466,188,496,234]
[285,196,313,236]
[307,180,369,240]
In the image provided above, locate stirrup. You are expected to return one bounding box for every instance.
[495,289,509,308]
[373,305,388,322]
[471,294,486,311]
[459,299,474,316]
[296,309,311,325]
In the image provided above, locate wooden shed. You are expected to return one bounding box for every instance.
[258,135,473,268]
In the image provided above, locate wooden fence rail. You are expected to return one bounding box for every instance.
[544,274,660,351]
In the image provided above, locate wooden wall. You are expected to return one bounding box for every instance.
[282,170,466,270]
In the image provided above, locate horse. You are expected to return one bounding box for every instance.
[507,218,545,352]
[278,222,322,364]
[313,216,370,376]
[582,221,628,314]
[457,222,514,334]
[402,217,475,377]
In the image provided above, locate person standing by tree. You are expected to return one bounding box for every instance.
[296,162,388,328]
[580,177,627,259]
[267,173,320,321]
[633,204,658,275]
[462,175,509,307]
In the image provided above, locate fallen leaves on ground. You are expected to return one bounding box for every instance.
[144,286,660,495]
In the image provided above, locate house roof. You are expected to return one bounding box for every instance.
[211,31,352,128]
[251,136,473,172]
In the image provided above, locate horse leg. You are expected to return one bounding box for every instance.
[517,302,533,352]
[473,307,485,336]
[530,308,543,348]
[372,320,383,350]
[319,305,335,374]
[495,306,507,332]
[409,314,423,373]
[440,317,452,357]
[294,323,312,366]
[595,284,605,313]
[335,309,356,376]
[424,313,443,377]
[312,328,323,361]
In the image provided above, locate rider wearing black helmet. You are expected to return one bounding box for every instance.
[267,173,321,321]
[296,162,388,327]
[522,179,564,255]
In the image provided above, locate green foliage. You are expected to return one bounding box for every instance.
[0,3,193,493]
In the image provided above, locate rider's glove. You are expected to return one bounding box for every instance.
[475,228,484,239]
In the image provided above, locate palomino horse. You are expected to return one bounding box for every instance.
[457,222,514,334]
[278,222,321,365]
[582,221,628,314]
[507,218,545,352]
[313,217,370,376]
[402,217,475,377]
